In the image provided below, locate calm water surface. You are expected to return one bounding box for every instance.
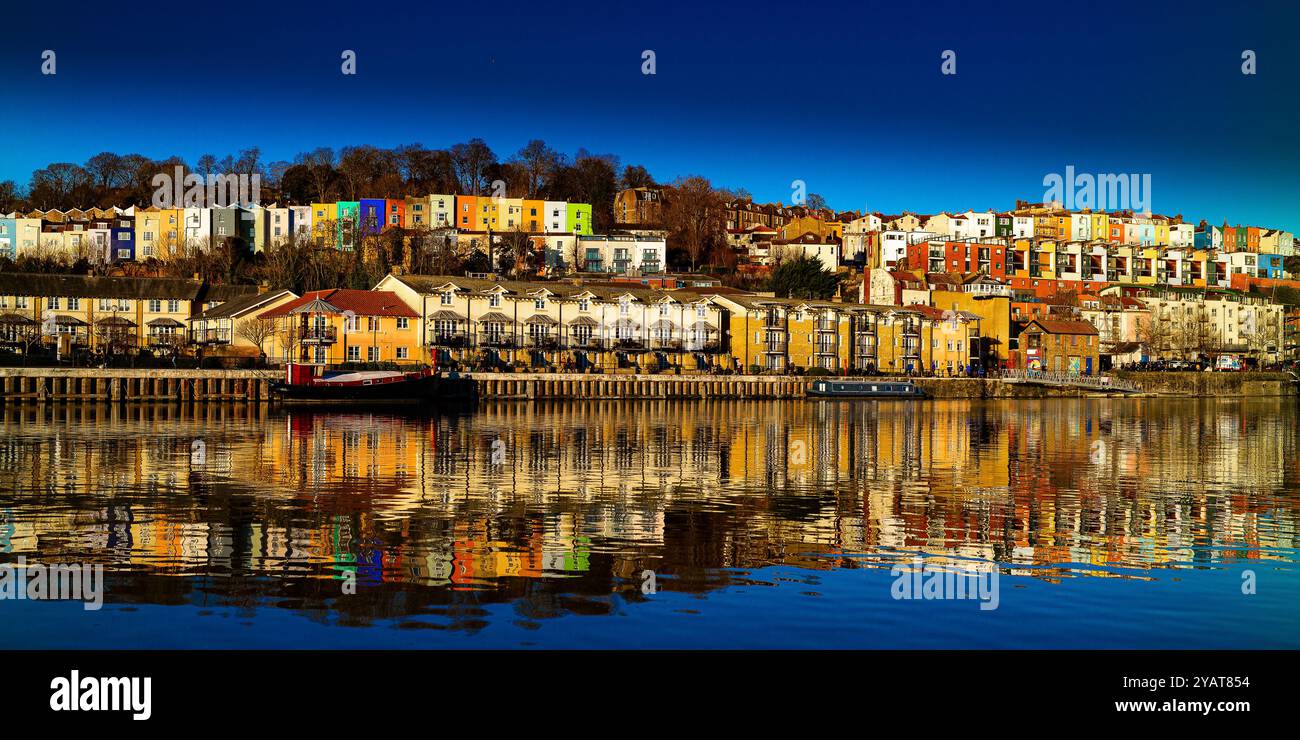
[1,398,1297,648]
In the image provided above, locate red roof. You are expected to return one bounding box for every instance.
[259,289,418,319]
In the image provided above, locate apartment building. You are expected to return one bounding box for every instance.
[375,274,727,372]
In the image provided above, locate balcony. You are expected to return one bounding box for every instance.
[650,338,682,351]
[763,340,788,354]
[301,327,337,345]
[527,336,559,349]
[569,336,603,350]
[480,334,517,348]
[428,332,468,348]
[189,329,231,345]
[614,338,646,351]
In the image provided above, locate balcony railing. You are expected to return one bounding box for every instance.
[428,332,468,347]
[189,329,231,345]
[480,335,517,348]
[301,327,337,344]
[527,336,559,349]
[650,338,682,351]
[763,341,788,354]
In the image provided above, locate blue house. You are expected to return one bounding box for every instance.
[110,224,135,262]
[1258,253,1284,278]
[358,199,386,236]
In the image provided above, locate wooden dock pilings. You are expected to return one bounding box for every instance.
[0,368,277,404]
[459,372,814,400]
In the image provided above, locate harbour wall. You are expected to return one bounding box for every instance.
[0,368,1293,403]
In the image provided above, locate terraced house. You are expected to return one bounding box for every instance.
[375,274,727,372]
[0,273,251,357]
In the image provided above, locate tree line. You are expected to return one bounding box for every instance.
[0,139,665,236]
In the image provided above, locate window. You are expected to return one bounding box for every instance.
[396,347,409,360]
[347,346,360,361]
[489,294,500,308]
[396,317,409,330]
[441,291,454,306]
[149,299,162,312]
[534,298,546,310]
[49,297,60,310]
[68,298,80,310]
[367,346,378,362]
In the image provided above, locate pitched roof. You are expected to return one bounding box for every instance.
[259,289,418,319]
[1025,318,1099,335]
[0,272,204,300]
[190,289,296,320]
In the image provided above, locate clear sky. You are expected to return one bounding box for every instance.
[2,0,1298,231]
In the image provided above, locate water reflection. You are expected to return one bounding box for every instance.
[0,398,1297,641]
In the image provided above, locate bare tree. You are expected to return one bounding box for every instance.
[1136,313,1174,359]
[236,317,277,357]
[275,321,302,364]
[663,175,727,272]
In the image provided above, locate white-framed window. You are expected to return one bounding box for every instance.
[347,346,360,361]
[48,297,60,310]
[396,347,408,360]
[68,298,80,310]
[149,299,162,312]
[489,294,500,308]
[441,291,454,305]
[367,346,378,362]
[534,298,546,310]
[396,317,409,330]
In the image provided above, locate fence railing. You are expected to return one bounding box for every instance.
[1001,368,1138,391]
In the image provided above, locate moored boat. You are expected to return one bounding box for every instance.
[807,379,925,398]
[271,363,439,403]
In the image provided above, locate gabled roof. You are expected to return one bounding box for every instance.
[1024,318,1099,335]
[190,289,296,321]
[260,289,418,319]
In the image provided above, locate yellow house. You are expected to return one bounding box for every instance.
[134,207,181,260]
[310,202,336,244]
[0,272,230,355]
[187,289,300,357]
[257,288,422,365]
[781,216,843,241]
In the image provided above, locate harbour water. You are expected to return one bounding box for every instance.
[1,398,1296,648]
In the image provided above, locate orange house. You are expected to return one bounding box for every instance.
[522,200,546,233]
[455,195,478,230]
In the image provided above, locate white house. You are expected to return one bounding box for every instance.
[544,201,568,234]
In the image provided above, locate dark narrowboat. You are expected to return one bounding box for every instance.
[807,379,925,398]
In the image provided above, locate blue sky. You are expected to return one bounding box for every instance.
[1,0,1298,231]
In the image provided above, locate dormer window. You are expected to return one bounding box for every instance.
[489,294,500,308]
[441,291,454,306]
